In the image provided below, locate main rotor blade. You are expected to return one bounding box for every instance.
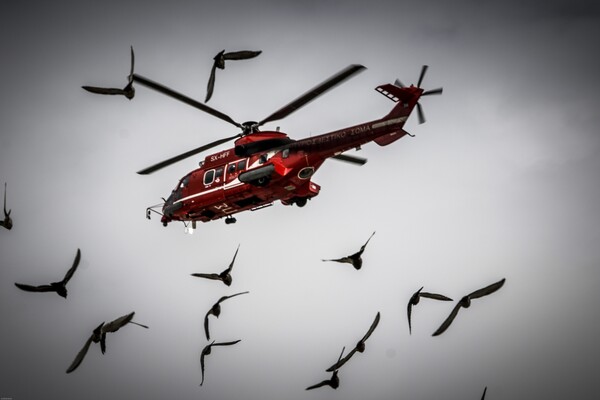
[132,74,242,129]
[259,64,366,127]
[137,133,241,175]
[332,153,367,165]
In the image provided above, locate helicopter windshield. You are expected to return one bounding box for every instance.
[179,173,191,188]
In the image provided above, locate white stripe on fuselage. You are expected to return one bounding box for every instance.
[175,179,245,204]
[371,116,407,130]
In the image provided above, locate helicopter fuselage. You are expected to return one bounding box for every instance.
[158,83,423,226]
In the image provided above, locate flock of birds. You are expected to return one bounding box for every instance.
[3,48,505,398]
[6,205,503,398]
[11,247,149,373]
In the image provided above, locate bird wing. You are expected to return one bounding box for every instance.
[128,45,135,83]
[190,273,221,280]
[305,379,330,390]
[100,332,107,354]
[82,86,126,95]
[204,311,211,341]
[218,290,250,304]
[212,339,241,347]
[200,346,209,386]
[102,312,135,333]
[432,302,463,336]
[468,278,506,300]
[205,62,217,103]
[360,311,381,342]
[325,347,357,372]
[3,182,7,216]
[322,257,352,264]
[62,248,81,284]
[336,346,346,363]
[129,321,149,329]
[14,283,54,292]
[65,334,94,373]
[358,231,376,253]
[223,244,240,274]
[407,301,414,334]
[420,292,453,301]
[223,50,262,60]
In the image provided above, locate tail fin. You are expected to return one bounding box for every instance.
[375,83,422,119]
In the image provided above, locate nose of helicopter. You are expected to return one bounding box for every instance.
[162,190,183,218]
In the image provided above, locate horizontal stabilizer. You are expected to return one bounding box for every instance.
[374,129,411,146]
[375,84,413,104]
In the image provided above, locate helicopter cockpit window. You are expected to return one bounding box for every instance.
[204,169,215,185]
[237,160,247,171]
[282,149,290,159]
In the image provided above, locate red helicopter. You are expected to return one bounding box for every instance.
[130,64,442,230]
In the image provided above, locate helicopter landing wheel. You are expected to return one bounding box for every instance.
[295,197,307,208]
[225,216,237,225]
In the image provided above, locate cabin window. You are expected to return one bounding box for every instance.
[215,167,224,181]
[227,164,236,174]
[282,149,290,159]
[259,154,268,164]
[204,169,215,185]
[237,160,247,171]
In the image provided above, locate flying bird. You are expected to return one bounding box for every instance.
[326,311,380,372]
[306,346,346,391]
[82,46,135,99]
[191,244,240,286]
[66,311,148,373]
[322,231,375,270]
[14,248,81,298]
[407,286,453,334]
[204,291,249,340]
[432,278,506,336]
[99,311,149,354]
[1,182,12,230]
[200,339,241,386]
[205,49,262,103]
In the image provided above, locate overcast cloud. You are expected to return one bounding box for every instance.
[1,1,599,399]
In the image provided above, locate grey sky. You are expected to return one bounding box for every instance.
[1,1,599,399]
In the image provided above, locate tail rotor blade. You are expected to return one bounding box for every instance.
[417,65,428,88]
[416,102,426,124]
[422,87,443,96]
